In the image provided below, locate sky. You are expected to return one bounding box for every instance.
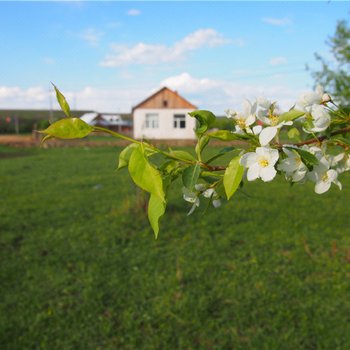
[0,1,349,114]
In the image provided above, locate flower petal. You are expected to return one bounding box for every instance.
[268,148,280,165]
[252,125,262,135]
[240,152,257,167]
[259,127,277,146]
[260,166,277,182]
[202,188,215,198]
[245,114,256,126]
[187,201,199,216]
[327,169,338,182]
[183,188,197,203]
[212,199,221,208]
[315,181,331,194]
[292,168,307,182]
[247,163,260,181]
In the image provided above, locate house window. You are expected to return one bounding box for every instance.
[174,114,186,129]
[163,100,168,107]
[145,113,159,128]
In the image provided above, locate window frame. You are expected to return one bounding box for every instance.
[173,114,186,129]
[145,113,159,129]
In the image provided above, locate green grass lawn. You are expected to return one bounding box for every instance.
[1,145,350,350]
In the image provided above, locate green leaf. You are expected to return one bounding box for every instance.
[189,110,216,135]
[287,127,301,141]
[205,146,236,164]
[128,144,165,202]
[168,150,196,162]
[207,130,250,141]
[52,83,72,118]
[286,147,319,171]
[182,163,201,190]
[41,118,93,139]
[223,156,244,199]
[279,109,305,122]
[331,136,350,147]
[148,194,166,239]
[118,143,138,169]
[195,135,210,158]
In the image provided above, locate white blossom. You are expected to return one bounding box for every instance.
[226,99,257,134]
[278,148,307,182]
[335,153,350,173]
[305,104,331,133]
[307,157,342,194]
[259,121,293,146]
[182,185,221,215]
[240,147,279,182]
[298,85,331,108]
[182,187,200,215]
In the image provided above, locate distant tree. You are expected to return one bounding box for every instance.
[311,20,350,106]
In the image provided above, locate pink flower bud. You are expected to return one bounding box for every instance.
[322,93,331,103]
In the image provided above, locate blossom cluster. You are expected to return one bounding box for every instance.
[183,86,348,213]
[229,86,346,193]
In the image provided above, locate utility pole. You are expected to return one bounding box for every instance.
[49,86,54,123]
[14,114,19,134]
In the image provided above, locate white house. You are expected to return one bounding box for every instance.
[132,87,197,140]
[80,112,132,133]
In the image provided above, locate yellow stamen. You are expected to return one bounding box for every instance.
[258,158,269,167]
[270,115,279,126]
[237,118,246,129]
[322,173,329,182]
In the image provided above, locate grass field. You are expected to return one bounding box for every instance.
[1,145,350,350]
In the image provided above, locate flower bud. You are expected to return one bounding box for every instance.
[322,93,331,103]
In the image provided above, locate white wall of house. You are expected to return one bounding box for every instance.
[133,108,196,140]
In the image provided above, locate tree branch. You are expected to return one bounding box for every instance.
[278,126,350,148]
[201,126,350,172]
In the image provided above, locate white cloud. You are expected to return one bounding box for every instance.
[161,72,301,114]
[0,85,149,112]
[0,73,310,115]
[262,17,292,26]
[269,56,288,66]
[127,9,141,16]
[0,86,48,104]
[100,28,231,67]
[78,28,104,46]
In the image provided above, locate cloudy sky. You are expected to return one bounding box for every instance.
[1,1,349,114]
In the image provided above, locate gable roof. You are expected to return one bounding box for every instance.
[132,87,197,111]
[80,112,132,126]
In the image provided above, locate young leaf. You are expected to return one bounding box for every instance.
[128,144,165,202]
[52,83,72,118]
[195,135,210,158]
[182,163,201,190]
[205,146,236,164]
[148,194,166,239]
[40,118,93,139]
[118,143,138,169]
[207,130,250,141]
[223,156,244,199]
[279,109,305,122]
[168,150,196,162]
[189,110,216,135]
[287,127,301,141]
[331,136,350,147]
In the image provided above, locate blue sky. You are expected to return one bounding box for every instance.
[0,1,349,114]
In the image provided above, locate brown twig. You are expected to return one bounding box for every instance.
[200,126,350,172]
[277,126,350,149]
